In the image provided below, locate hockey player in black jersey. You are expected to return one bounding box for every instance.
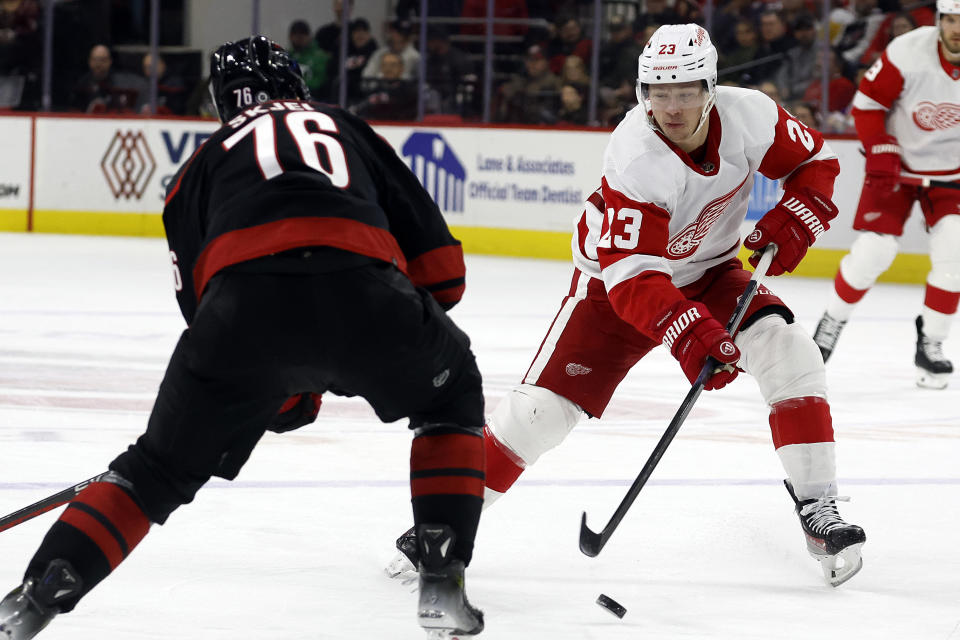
[0,36,484,640]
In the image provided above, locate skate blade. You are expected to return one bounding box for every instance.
[814,542,864,587]
[424,631,480,640]
[384,552,417,580]
[916,368,950,389]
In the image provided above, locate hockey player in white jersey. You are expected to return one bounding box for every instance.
[390,24,866,587]
[814,0,960,388]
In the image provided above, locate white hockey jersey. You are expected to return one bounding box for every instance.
[572,86,839,334]
[853,26,960,174]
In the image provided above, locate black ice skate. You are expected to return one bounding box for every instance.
[915,315,953,389]
[417,524,483,639]
[812,312,846,363]
[0,560,82,640]
[384,526,419,583]
[785,481,865,587]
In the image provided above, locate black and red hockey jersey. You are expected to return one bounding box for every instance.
[163,100,465,323]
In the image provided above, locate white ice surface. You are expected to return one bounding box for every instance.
[1,233,959,639]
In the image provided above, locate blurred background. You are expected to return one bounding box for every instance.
[0,0,935,130]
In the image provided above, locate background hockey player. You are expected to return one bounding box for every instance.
[813,0,960,389]
[388,24,866,588]
[0,36,485,640]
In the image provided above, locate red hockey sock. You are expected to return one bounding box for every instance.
[924,284,960,315]
[59,481,151,570]
[834,271,868,304]
[483,425,526,494]
[25,480,151,611]
[410,427,484,564]
[769,396,835,447]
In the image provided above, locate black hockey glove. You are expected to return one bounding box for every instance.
[268,392,323,433]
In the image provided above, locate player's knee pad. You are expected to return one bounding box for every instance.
[928,215,960,292]
[736,314,826,405]
[486,384,583,465]
[839,232,899,290]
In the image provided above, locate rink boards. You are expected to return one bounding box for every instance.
[0,113,934,283]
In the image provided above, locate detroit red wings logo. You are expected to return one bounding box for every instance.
[666,176,748,258]
[912,101,960,131]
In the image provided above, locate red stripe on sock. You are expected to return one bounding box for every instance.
[411,475,485,498]
[59,508,125,570]
[74,482,150,550]
[769,397,834,448]
[834,271,868,304]
[411,432,484,473]
[924,284,960,315]
[483,425,526,493]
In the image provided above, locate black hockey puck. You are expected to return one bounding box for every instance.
[596,593,627,619]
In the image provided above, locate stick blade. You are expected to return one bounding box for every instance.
[579,512,605,557]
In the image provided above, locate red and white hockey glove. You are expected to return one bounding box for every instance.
[863,134,901,192]
[744,188,838,276]
[268,392,323,433]
[650,300,741,390]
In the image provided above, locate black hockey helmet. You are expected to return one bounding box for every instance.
[209,35,311,122]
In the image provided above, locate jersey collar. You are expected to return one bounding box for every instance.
[655,106,722,176]
[937,41,960,80]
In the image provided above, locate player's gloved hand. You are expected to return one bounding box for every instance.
[744,188,838,276]
[863,134,901,192]
[650,300,741,390]
[268,392,323,433]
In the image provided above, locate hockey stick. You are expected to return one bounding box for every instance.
[578,244,777,557]
[0,471,110,534]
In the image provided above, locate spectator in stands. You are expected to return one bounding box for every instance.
[546,15,591,75]
[556,82,589,126]
[888,11,918,40]
[0,0,39,76]
[363,19,420,80]
[837,0,885,68]
[635,0,682,32]
[779,0,814,33]
[778,14,819,102]
[68,44,146,113]
[289,19,331,97]
[425,26,475,114]
[315,0,350,55]
[753,10,796,83]
[353,51,417,120]
[333,17,379,104]
[598,14,642,118]
[712,0,760,51]
[140,52,187,115]
[461,0,528,38]
[673,0,704,26]
[718,18,759,77]
[560,54,590,86]
[790,101,820,129]
[757,80,784,104]
[859,3,933,66]
[801,48,857,113]
[495,44,561,124]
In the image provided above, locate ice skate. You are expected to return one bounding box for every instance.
[0,560,82,640]
[812,312,846,363]
[417,524,483,639]
[785,481,865,587]
[915,315,953,389]
[385,526,418,584]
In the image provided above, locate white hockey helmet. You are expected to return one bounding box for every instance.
[938,0,960,14]
[636,24,718,133]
